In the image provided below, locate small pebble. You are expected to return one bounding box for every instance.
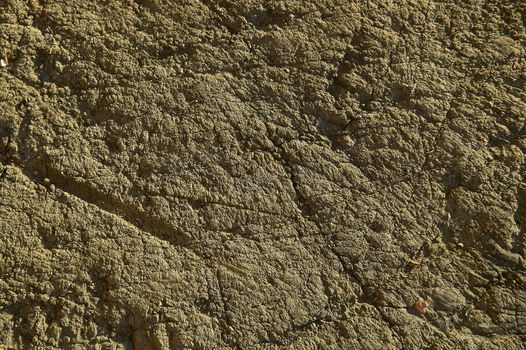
[337,134,355,149]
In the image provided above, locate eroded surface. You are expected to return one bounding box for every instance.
[1,1,525,349]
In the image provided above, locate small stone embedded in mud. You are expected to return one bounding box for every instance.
[336,134,355,149]
[413,296,434,316]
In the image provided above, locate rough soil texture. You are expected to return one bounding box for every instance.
[0,0,525,349]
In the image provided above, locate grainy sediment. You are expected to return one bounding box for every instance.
[0,1,525,349]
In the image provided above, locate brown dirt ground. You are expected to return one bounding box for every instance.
[1,0,525,349]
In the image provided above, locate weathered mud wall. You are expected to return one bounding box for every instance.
[0,0,525,349]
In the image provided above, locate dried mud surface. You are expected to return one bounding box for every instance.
[1,1,526,349]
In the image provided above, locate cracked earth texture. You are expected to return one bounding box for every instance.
[1,0,526,349]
